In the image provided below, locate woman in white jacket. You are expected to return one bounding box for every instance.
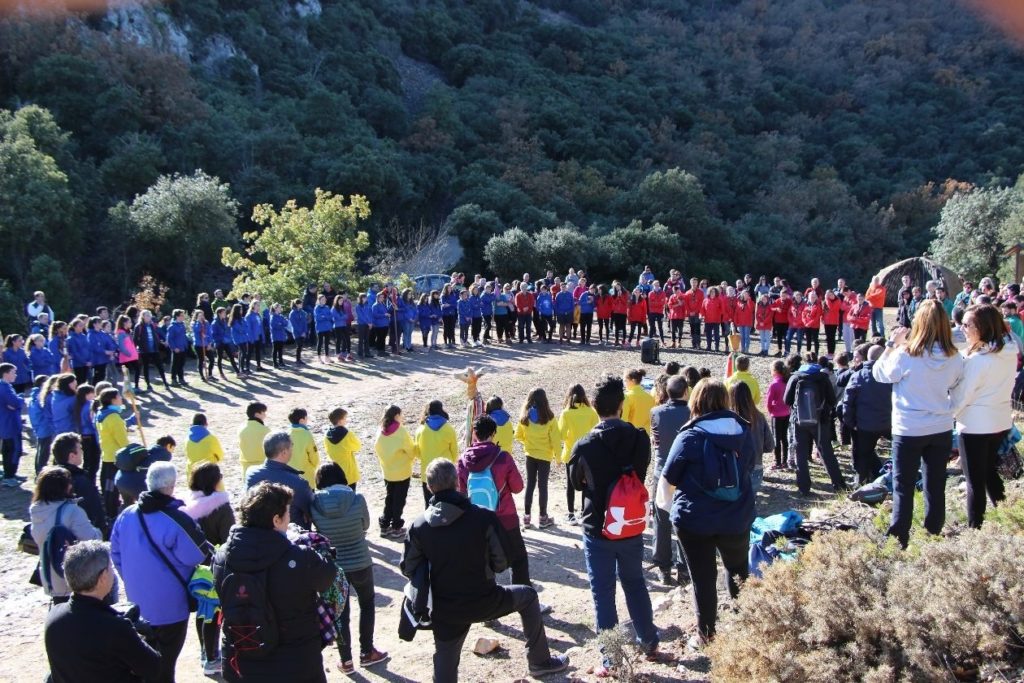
[873,300,964,548]
[951,304,1017,529]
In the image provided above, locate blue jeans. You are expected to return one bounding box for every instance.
[738,326,751,353]
[582,534,658,651]
[888,431,951,547]
[757,329,772,355]
[871,307,885,338]
[402,319,414,349]
[784,327,803,355]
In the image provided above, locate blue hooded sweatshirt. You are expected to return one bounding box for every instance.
[165,321,188,352]
[66,331,90,368]
[79,402,96,437]
[0,382,24,439]
[245,312,263,342]
[417,303,434,331]
[578,291,596,315]
[536,292,554,317]
[88,329,117,366]
[425,415,448,431]
[314,304,334,333]
[481,292,496,316]
[554,290,575,316]
[490,409,511,427]
[192,320,211,348]
[456,298,473,325]
[3,347,30,385]
[50,392,77,434]
[270,313,289,342]
[289,308,309,338]
[189,424,211,444]
[331,306,349,329]
[28,387,53,438]
[29,346,58,379]
[211,319,229,346]
[355,302,373,326]
[371,302,390,328]
[229,320,249,346]
[469,295,483,319]
[441,292,458,317]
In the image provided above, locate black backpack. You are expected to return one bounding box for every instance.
[220,569,279,663]
[41,502,78,593]
[115,443,149,472]
[793,376,823,427]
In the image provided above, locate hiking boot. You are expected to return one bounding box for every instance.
[528,654,569,677]
[360,649,389,667]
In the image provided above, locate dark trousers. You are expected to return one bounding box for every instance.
[772,322,787,352]
[380,478,410,530]
[824,324,838,355]
[524,457,550,517]
[888,431,951,547]
[670,318,685,343]
[372,327,388,352]
[335,327,352,355]
[81,434,100,482]
[483,315,493,341]
[613,313,627,344]
[471,317,482,342]
[580,313,593,343]
[251,341,263,368]
[92,363,107,384]
[565,466,577,514]
[629,321,646,343]
[853,328,867,343]
[73,366,89,384]
[357,324,370,357]
[651,461,682,572]
[317,331,332,356]
[196,613,220,662]
[1,438,17,478]
[494,315,507,341]
[238,342,251,373]
[170,349,186,383]
[293,338,304,363]
[147,620,188,683]
[503,524,531,585]
[195,347,214,378]
[100,461,121,521]
[337,566,376,662]
[647,313,665,341]
[442,316,456,345]
[676,529,749,640]
[851,429,886,487]
[459,322,470,344]
[793,423,846,494]
[597,317,610,341]
[141,351,168,388]
[772,416,789,467]
[687,315,701,348]
[517,313,533,342]
[704,321,720,350]
[804,328,820,356]
[961,431,1007,529]
[432,585,551,683]
[215,347,238,375]
[35,435,52,474]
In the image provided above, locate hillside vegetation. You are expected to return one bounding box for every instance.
[2,0,1024,309]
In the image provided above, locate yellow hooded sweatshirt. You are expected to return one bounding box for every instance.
[557,405,599,463]
[375,422,416,482]
[415,416,460,471]
[487,408,515,453]
[96,406,129,464]
[238,419,270,479]
[289,424,320,486]
[726,370,762,406]
[185,425,224,479]
[514,409,561,462]
[324,425,361,486]
[622,384,656,433]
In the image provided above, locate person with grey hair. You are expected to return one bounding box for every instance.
[111,461,212,683]
[245,429,313,528]
[402,459,569,681]
[45,540,161,683]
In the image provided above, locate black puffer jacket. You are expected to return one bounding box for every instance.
[212,526,336,683]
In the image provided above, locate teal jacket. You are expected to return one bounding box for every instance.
[310,485,371,572]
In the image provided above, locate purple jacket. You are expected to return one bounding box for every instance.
[456,441,524,531]
[110,491,211,626]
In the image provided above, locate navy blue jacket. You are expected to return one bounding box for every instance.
[554,290,575,316]
[841,361,893,434]
[661,410,756,536]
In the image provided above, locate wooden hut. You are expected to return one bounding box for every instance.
[872,257,961,306]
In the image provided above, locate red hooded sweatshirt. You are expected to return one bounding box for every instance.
[627,297,648,323]
[801,302,823,329]
[647,289,667,315]
[772,297,792,324]
[701,296,724,324]
[733,299,754,327]
[755,302,774,331]
[668,292,688,320]
[683,288,705,316]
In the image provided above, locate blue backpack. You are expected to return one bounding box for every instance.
[694,437,744,502]
[41,502,78,592]
[467,463,501,511]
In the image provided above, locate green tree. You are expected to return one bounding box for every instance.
[0,107,76,288]
[222,189,372,305]
[622,168,718,252]
[930,186,1020,283]
[0,280,26,335]
[129,170,239,297]
[533,224,597,274]
[26,255,71,321]
[484,228,540,281]
[445,203,503,273]
[595,222,684,283]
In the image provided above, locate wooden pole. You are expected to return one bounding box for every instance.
[121,374,146,446]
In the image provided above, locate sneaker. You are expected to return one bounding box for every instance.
[360,649,389,667]
[686,635,708,652]
[203,658,222,675]
[522,515,532,528]
[337,660,355,675]
[528,654,569,677]
[1,478,19,488]
[566,512,579,526]
[379,527,391,538]
[538,515,554,528]
[538,601,553,615]
[660,569,677,586]
[388,528,407,541]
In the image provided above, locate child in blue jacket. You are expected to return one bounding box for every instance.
[469,286,483,346]
[371,292,391,355]
[554,289,575,344]
[440,285,459,348]
[28,333,57,379]
[87,316,116,384]
[245,302,265,371]
[191,310,214,381]
[401,289,417,353]
[289,299,309,364]
[2,334,31,393]
[536,285,555,342]
[0,363,26,485]
[27,375,52,474]
[66,319,92,385]
[166,309,189,385]
[211,307,240,378]
[417,293,434,349]
[314,294,334,362]
[269,303,290,368]
[354,294,372,359]
[457,289,474,347]
[228,303,251,376]
[331,295,352,362]
[481,284,496,344]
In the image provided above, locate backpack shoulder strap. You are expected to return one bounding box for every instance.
[137,510,189,591]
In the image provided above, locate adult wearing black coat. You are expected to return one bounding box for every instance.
[842,345,892,486]
[212,482,336,683]
[51,433,106,533]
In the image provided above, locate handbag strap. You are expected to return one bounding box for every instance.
[137,510,190,592]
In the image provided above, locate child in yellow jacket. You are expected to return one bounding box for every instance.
[185,413,224,480]
[238,401,270,483]
[288,407,321,486]
[414,400,459,505]
[374,405,416,538]
[95,388,129,519]
[485,395,514,453]
[557,384,599,525]
[622,368,656,433]
[514,388,561,529]
[324,407,361,488]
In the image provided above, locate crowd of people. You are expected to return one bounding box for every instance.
[15,265,1023,682]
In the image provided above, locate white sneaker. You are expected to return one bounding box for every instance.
[203,658,222,675]
[539,602,553,615]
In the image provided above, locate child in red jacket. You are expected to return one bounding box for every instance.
[596,286,613,345]
[801,291,824,356]
[667,286,687,348]
[822,289,843,356]
[846,292,872,343]
[683,277,705,350]
[733,291,755,354]
[701,287,724,352]
[610,283,629,346]
[626,289,648,347]
[755,294,774,356]
[646,282,667,344]
[771,291,792,357]
[785,292,806,355]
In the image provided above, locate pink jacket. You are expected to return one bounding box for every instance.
[766,375,791,418]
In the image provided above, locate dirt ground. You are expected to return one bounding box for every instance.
[0,335,850,683]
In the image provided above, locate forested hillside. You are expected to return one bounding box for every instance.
[2,0,1023,310]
